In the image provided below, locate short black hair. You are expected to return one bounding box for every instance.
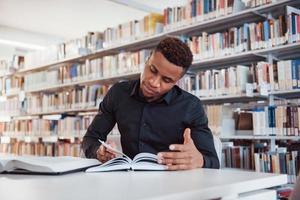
[154,37,193,74]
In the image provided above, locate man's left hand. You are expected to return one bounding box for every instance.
[157,128,204,170]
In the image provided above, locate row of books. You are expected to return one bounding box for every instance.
[101,50,150,77]
[24,12,162,69]
[254,150,299,183]
[0,97,21,116]
[58,32,104,59]
[0,76,23,96]
[22,1,279,70]
[250,105,300,136]
[187,12,300,60]
[222,142,254,170]
[177,59,300,97]
[24,49,150,91]
[164,0,276,31]
[277,60,300,90]
[0,59,10,76]
[24,32,103,68]
[205,104,226,136]
[24,84,109,114]
[244,0,273,8]
[103,13,164,47]
[0,55,24,76]
[205,102,300,137]
[0,116,120,139]
[222,141,300,183]
[0,139,82,157]
[164,0,236,31]
[0,116,91,137]
[178,65,250,96]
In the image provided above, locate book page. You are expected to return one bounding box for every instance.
[133,152,158,163]
[132,153,167,171]
[0,155,19,172]
[86,156,131,172]
[0,158,13,172]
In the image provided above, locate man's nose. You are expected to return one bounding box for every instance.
[150,76,160,88]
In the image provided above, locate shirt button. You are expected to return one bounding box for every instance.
[143,123,147,127]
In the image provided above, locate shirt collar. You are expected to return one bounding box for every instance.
[130,79,177,105]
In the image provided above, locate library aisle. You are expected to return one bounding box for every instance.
[0,0,299,199]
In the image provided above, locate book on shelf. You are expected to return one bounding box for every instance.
[25,32,103,68]
[103,13,163,47]
[0,155,100,174]
[163,0,246,31]
[286,6,300,44]
[187,8,300,60]
[86,152,167,172]
[0,115,96,139]
[24,49,149,92]
[25,84,109,113]
[0,139,83,157]
[177,59,300,98]
[254,148,300,183]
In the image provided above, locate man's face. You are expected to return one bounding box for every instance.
[140,51,184,101]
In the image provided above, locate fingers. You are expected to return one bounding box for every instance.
[158,151,192,166]
[159,158,192,165]
[169,144,189,151]
[158,151,191,159]
[183,128,191,144]
[96,144,116,162]
[106,141,117,155]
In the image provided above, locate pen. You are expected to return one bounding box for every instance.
[98,139,126,157]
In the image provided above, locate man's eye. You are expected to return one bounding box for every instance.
[163,78,171,83]
[150,66,157,73]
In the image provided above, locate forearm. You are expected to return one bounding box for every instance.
[82,111,116,158]
[82,134,101,159]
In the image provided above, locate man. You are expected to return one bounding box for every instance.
[82,37,219,169]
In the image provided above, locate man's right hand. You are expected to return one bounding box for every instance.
[96,141,117,163]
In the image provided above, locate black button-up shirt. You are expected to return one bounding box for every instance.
[82,79,219,168]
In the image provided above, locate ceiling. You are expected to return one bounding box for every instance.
[0,0,186,57]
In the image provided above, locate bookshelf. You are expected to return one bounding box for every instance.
[0,0,300,182]
[11,0,299,76]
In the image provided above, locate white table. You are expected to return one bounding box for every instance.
[0,168,287,200]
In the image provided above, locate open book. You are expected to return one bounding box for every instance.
[86,152,167,172]
[0,155,100,175]
[86,140,166,172]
